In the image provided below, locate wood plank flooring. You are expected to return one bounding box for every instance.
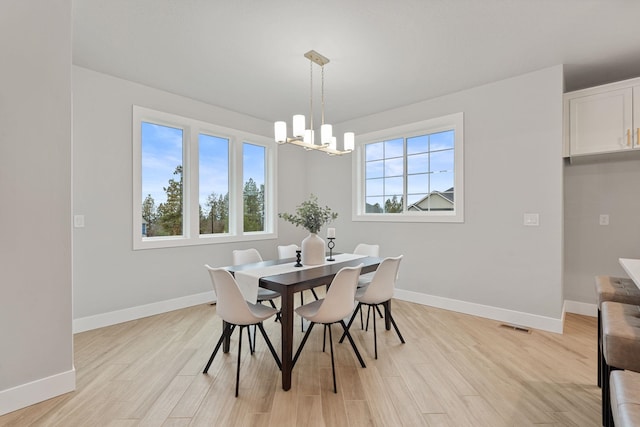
[0,295,600,426]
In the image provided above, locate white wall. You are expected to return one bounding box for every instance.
[0,0,74,415]
[309,66,565,330]
[564,155,640,305]
[72,67,308,328]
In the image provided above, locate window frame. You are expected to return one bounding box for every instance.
[133,105,277,250]
[352,112,464,223]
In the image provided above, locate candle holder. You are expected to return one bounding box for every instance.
[295,250,303,267]
[327,238,335,261]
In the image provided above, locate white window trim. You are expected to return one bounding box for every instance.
[352,112,464,223]
[133,105,277,250]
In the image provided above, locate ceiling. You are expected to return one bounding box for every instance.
[72,0,640,126]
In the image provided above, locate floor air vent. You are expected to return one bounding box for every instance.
[499,323,530,333]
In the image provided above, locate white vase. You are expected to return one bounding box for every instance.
[301,233,325,266]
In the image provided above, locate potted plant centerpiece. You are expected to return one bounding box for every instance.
[279,194,338,265]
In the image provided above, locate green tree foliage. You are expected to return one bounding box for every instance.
[201,192,229,234]
[384,195,403,213]
[142,194,157,236]
[156,165,183,235]
[243,178,264,232]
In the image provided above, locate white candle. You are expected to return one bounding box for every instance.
[327,228,336,238]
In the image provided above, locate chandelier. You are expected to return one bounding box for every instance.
[274,50,354,155]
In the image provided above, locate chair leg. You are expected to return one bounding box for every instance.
[292,322,316,368]
[311,288,320,300]
[365,306,371,331]
[388,312,405,344]
[323,325,328,352]
[372,305,378,359]
[257,322,282,369]
[328,324,337,393]
[339,303,361,344]
[236,326,243,397]
[339,320,366,368]
[375,304,384,319]
[360,304,364,330]
[300,292,305,332]
[251,325,257,354]
[597,309,602,388]
[203,323,234,374]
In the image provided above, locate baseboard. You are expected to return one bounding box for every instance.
[393,288,564,334]
[73,291,215,333]
[0,369,76,416]
[563,299,597,317]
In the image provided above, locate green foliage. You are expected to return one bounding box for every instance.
[279,194,338,234]
[243,178,264,232]
[142,194,157,236]
[201,192,229,234]
[156,165,183,235]
[384,195,403,213]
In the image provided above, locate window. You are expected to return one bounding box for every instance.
[353,112,464,223]
[133,106,276,249]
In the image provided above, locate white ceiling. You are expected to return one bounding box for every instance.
[72,0,640,125]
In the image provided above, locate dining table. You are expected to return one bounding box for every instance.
[225,253,383,391]
[619,258,640,288]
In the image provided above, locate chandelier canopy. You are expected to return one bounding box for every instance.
[274,50,354,155]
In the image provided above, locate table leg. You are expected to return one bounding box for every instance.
[383,300,391,331]
[280,289,294,390]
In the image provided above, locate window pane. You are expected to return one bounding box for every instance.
[366,178,384,196]
[431,171,454,193]
[366,159,384,179]
[366,197,384,213]
[430,130,454,151]
[385,138,403,158]
[383,195,403,213]
[243,142,265,232]
[407,153,429,174]
[384,176,403,195]
[407,173,429,195]
[366,142,384,161]
[430,150,454,173]
[407,134,428,155]
[141,122,183,237]
[407,193,428,209]
[384,157,404,177]
[199,134,229,235]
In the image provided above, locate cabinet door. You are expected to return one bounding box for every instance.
[569,88,633,156]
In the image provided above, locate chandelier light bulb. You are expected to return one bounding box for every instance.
[274,121,287,143]
[292,115,305,138]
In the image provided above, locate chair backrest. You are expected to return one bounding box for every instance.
[311,264,363,323]
[277,244,298,259]
[361,255,403,303]
[232,248,263,265]
[353,243,380,257]
[204,265,260,325]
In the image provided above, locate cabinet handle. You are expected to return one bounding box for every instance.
[628,129,632,146]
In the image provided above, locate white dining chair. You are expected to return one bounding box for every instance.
[339,255,405,359]
[232,248,281,312]
[292,264,366,393]
[353,243,382,326]
[202,265,281,397]
[277,244,298,259]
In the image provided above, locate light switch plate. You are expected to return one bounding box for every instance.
[524,213,539,226]
[74,215,85,228]
[599,214,610,226]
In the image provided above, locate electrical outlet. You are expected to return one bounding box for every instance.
[524,213,539,226]
[599,214,609,226]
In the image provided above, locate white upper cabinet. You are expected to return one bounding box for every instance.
[563,77,640,157]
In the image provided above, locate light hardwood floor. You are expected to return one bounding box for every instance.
[0,295,600,426]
